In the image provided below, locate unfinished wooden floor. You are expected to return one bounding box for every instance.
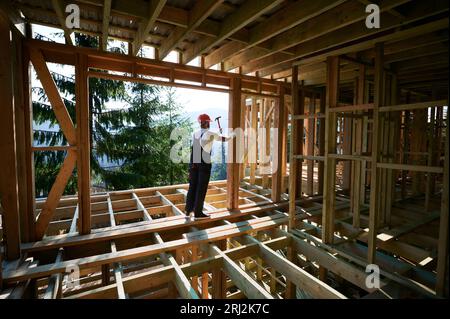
[0,0,448,299]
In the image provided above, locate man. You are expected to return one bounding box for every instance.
[185,113,234,219]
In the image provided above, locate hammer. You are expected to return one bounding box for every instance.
[215,116,223,134]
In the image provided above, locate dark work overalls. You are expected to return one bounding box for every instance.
[185,130,212,216]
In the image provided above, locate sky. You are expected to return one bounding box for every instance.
[32,24,229,132]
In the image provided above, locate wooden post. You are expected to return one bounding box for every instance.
[10,26,34,244]
[239,96,246,181]
[272,86,285,202]
[319,56,339,281]
[286,66,300,298]
[322,56,339,245]
[249,98,258,184]
[211,240,227,298]
[306,95,315,196]
[436,112,449,297]
[75,53,91,234]
[0,12,21,260]
[367,43,384,264]
[227,77,241,210]
[23,25,36,242]
[351,66,365,228]
[318,89,326,194]
[342,117,352,193]
[436,113,449,296]
[262,99,272,189]
[282,100,289,193]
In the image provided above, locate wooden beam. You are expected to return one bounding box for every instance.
[436,113,449,297]
[322,56,339,245]
[29,48,77,145]
[182,0,283,64]
[0,12,21,260]
[221,0,352,71]
[75,53,91,235]
[208,244,273,299]
[132,0,166,56]
[272,86,285,202]
[35,149,77,239]
[367,43,384,264]
[51,0,73,45]
[272,15,449,77]
[249,98,258,184]
[227,77,241,210]
[158,0,222,60]
[289,66,300,230]
[100,0,112,51]
[246,236,346,298]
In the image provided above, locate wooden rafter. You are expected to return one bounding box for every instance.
[158,0,223,60]
[253,1,448,76]
[51,0,73,45]
[182,0,283,64]
[100,0,112,51]
[132,0,166,56]
[224,0,408,72]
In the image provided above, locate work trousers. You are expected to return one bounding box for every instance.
[185,163,212,216]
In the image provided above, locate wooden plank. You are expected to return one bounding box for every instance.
[183,0,282,64]
[101,0,112,51]
[132,0,166,55]
[351,66,365,228]
[379,100,448,112]
[249,98,258,184]
[29,47,77,145]
[322,56,339,245]
[272,86,285,202]
[154,233,199,299]
[289,66,300,230]
[376,163,443,174]
[306,95,315,195]
[5,213,291,283]
[247,236,346,299]
[22,201,289,253]
[158,0,222,60]
[51,0,73,45]
[43,249,63,299]
[318,90,325,194]
[227,77,242,210]
[367,43,383,264]
[0,12,21,260]
[35,149,77,239]
[75,53,91,235]
[208,244,273,299]
[207,0,345,69]
[436,113,449,296]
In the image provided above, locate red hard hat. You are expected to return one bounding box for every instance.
[197,113,212,122]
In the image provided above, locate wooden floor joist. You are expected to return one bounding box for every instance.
[0,0,448,300]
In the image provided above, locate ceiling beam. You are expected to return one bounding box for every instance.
[132,0,167,56]
[223,0,411,72]
[256,4,449,77]
[229,0,410,72]
[51,0,73,45]
[158,0,223,60]
[182,0,284,64]
[205,0,346,68]
[101,0,111,51]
